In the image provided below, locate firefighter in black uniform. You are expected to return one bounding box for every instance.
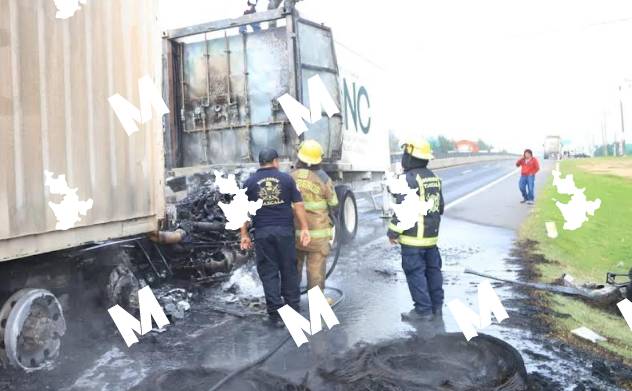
[387,138,445,322]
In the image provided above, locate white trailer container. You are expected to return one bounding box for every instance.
[0,0,164,370]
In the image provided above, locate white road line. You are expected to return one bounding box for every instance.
[461,169,473,175]
[444,168,520,211]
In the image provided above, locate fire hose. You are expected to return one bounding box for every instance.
[464,268,625,305]
[207,213,347,391]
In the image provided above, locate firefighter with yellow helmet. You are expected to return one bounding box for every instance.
[291,140,339,298]
[388,137,445,322]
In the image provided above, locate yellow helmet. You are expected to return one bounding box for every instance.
[401,138,434,160]
[297,139,324,165]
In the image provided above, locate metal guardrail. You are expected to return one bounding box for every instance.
[390,151,514,163]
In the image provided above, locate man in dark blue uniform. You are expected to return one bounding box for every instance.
[240,148,311,327]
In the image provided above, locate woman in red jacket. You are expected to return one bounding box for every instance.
[515,149,540,204]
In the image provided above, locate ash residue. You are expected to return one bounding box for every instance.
[504,240,562,334]
[319,333,529,391]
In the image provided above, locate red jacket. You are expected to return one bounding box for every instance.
[516,157,540,176]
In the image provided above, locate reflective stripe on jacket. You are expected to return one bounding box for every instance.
[291,168,338,240]
[387,167,444,248]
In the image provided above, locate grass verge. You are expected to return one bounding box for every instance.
[520,157,632,362]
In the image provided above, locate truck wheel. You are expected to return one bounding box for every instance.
[106,264,140,311]
[334,185,358,243]
[0,289,66,370]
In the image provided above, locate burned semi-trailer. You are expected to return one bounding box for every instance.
[0,0,166,371]
[0,0,391,373]
[161,6,392,243]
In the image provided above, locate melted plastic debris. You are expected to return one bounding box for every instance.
[222,264,265,298]
[157,288,192,320]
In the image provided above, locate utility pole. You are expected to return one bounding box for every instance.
[602,114,608,157]
[620,82,631,156]
[619,85,625,156]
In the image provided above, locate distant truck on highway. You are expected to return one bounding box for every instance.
[543,135,561,160]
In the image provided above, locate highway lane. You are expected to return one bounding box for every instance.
[433,158,517,204]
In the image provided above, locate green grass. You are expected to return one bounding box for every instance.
[520,157,632,361]
[549,295,632,360]
[521,157,632,282]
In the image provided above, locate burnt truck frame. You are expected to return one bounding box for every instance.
[161,7,392,242]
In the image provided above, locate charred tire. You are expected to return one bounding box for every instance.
[106,264,140,312]
[334,185,358,244]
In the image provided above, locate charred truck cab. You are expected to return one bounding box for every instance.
[162,6,390,242]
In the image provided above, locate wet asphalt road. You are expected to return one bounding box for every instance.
[1,158,626,390]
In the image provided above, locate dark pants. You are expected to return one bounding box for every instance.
[519,175,535,201]
[254,225,300,316]
[401,245,444,315]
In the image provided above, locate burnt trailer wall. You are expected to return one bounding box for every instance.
[179,26,291,166]
[0,0,165,262]
[163,9,343,171]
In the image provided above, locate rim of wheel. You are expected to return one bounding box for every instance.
[343,194,357,235]
[2,289,66,371]
[0,289,30,366]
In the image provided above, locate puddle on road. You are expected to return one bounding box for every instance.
[61,348,148,391]
[130,367,305,391]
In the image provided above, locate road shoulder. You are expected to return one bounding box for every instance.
[444,160,554,231]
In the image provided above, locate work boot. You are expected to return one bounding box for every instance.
[526,200,534,205]
[520,199,527,204]
[268,315,285,329]
[401,309,434,322]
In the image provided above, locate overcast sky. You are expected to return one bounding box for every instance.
[160,0,632,153]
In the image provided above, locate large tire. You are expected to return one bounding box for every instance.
[335,185,358,244]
